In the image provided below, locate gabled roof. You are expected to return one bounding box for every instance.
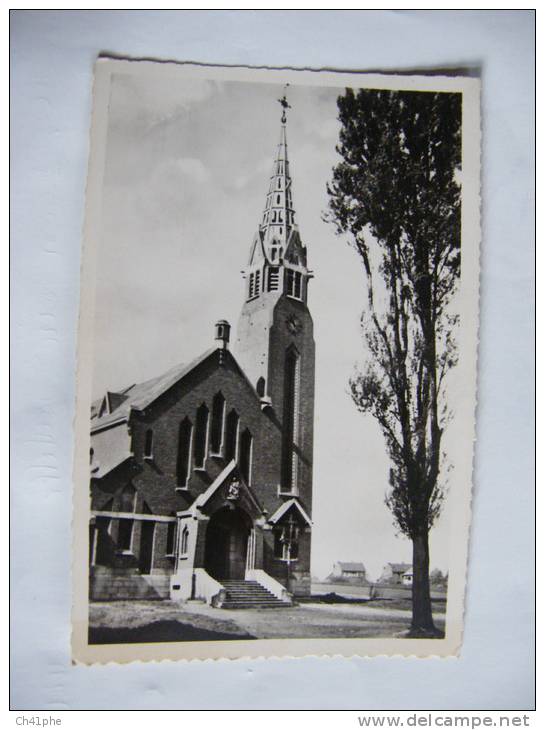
[187,460,264,517]
[283,228,307,268]
[389,562,412,573]
[91,348,216,432]
[337,562,366,572]
[268,498,312,527]
[193,460,238,511]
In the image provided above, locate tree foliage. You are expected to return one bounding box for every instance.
[326,89,461,633]
[327,88,461,543]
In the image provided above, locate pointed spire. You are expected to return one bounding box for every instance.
[258,90,297,256]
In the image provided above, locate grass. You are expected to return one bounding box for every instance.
[305,592,447,614]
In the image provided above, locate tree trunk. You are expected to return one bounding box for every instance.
[410,530,440,637]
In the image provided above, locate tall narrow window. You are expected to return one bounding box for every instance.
[224,409,239,463]
[180,526,189,555]
[166,522,177,556]
[117,519,134,552]
[194,404,209,469]
[94,516,111,566]
[254,270,261,296]
[177,418,192,487]
[286,269,295,297]
[294,271,302,299]
[248,272,255,299]
[281,348,300,492]
[239,428,253,485]
[210,393,225,455]
[268,267,279,291]
[256,377,266,398]
[144,429,153,459]
[120,483,136,512]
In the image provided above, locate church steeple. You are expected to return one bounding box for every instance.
[235,91,315,499]
[236,90,315,418]
[242,92,311,304]
[259,95,296,256]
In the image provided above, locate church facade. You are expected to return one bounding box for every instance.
[89,102,315,606]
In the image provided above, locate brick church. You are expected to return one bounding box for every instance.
[89,98,315,608]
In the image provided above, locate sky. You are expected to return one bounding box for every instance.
[91,69,458,581]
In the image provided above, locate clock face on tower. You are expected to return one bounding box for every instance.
[285,314,301,335]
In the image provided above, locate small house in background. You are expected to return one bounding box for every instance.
[402,568,413,586]
[329,561,368,583]
[379,562,412,585]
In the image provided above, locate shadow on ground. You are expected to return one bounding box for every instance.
[89,619,256,644]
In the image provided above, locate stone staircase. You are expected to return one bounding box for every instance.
[220,580,292,609]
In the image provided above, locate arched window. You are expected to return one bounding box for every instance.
[210,393,225,455]
[276,194,280,204]
[224,409,239,463]
[239,428,253,485]
[166,522,177,556]
[194,403,209,469]
[256,377,266,398]
[180,526,189,555]
[120,483,136,512]
[177,418,192,487]
[144,429,153,459]
[281,348,300,492]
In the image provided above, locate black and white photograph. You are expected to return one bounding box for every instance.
[71,60,480,662]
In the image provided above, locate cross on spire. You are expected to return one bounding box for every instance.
[277,85,291,124]
[259,88,296,252]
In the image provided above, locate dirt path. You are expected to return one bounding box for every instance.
[88,600,446,643]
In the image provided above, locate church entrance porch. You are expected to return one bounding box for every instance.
[204,506,251,581]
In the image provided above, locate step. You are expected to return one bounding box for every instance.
[217,579,292,609]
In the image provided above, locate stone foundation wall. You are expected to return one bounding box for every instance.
[90,567,171,601]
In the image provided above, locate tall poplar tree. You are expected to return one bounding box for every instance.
[326,88,461,635]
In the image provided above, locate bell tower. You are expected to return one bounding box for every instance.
[235,94,315,499]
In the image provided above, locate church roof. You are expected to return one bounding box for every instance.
[91,347,216,432]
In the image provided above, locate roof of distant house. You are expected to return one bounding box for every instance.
[337,562,366,572]
[388,562,412,573]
